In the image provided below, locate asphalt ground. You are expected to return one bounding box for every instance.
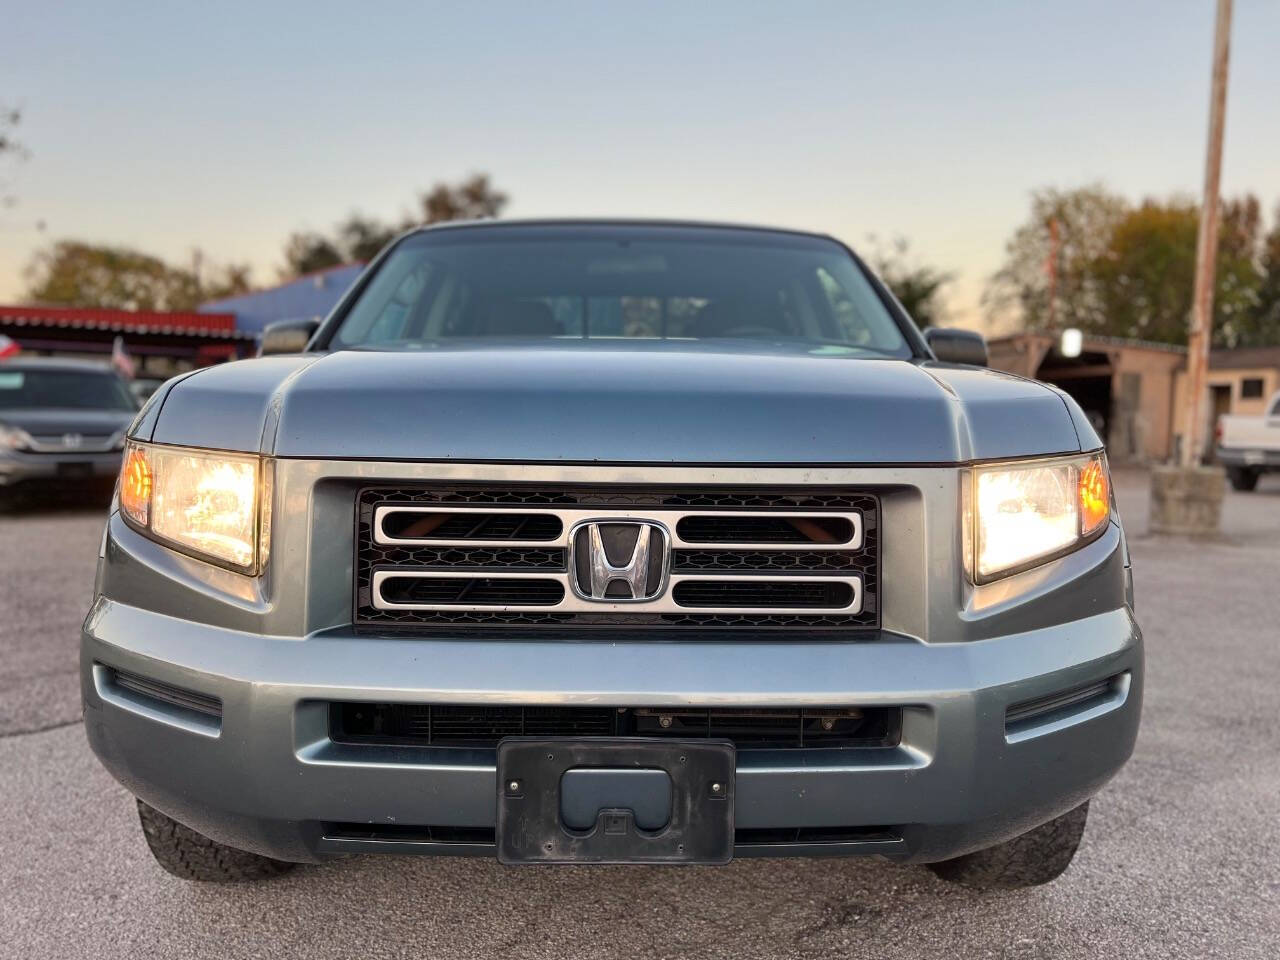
[1,471,1277,959]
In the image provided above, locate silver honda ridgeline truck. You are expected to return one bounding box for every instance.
[83,221,1141,888]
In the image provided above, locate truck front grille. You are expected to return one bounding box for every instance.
[26,433,118,453]
[355,485,879,631]
[330,702,901,750]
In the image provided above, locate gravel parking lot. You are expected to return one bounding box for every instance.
[2,471,1277,960]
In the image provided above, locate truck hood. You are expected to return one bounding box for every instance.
[147,341,1092,464]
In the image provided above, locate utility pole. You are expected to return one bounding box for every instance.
[1152,0,1233,535]
[1182,0,1233,467]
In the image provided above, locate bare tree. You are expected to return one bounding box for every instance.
[983,184,1128,332]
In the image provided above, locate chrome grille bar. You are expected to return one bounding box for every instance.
[374,506,863,551]
[371,570,863,615]
[27,434,119,453]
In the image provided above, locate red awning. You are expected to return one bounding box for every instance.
[0,305,251,340]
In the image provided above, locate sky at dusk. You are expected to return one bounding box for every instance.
[3,0,1279,328]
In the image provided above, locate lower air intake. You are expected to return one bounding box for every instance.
[330,702,901,750]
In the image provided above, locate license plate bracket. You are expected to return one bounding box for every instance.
[496,737,735,865]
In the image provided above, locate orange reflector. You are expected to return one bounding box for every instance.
[120,445,152,526]
[1079,457,1109,535]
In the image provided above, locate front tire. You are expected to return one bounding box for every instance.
[136,799,296,882]
[1227,466,1260,492]
[926,801,1089,890]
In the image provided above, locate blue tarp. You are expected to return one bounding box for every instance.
[199,264,364,335]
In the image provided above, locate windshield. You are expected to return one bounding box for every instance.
[0,369,138,411]
[329,228,912,357]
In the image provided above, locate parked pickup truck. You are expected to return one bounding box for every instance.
[1217,391,1280,490]
[83,220,1142,890]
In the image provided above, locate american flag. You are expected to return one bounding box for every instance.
[110,335,135,379]
[0,334,19,360]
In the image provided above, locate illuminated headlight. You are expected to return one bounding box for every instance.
[118,441,272,574]
[964,452,1111,582]
[0,423,34,450]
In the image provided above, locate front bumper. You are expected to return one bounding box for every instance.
[0,448,122,486]
[82,598,1142,864]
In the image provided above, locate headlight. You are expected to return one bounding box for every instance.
[118,441,272,574]
[0,423,34,450]
[964,452,1111,582]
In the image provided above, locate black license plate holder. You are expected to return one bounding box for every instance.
[496,738,735,865]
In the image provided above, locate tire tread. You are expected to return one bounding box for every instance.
[926,801,1089,889]
[136,799,295,883]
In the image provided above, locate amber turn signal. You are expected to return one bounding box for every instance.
[119,443,152,526]
[1078,456,1110,536]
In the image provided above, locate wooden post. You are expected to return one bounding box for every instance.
[1182,0,1233,467]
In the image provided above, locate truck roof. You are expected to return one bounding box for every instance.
[403,217,839,244]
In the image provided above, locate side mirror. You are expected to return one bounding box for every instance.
[258,319,321,357]
[924,327,988,367]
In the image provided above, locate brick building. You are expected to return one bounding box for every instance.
[988,332,1280,463]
